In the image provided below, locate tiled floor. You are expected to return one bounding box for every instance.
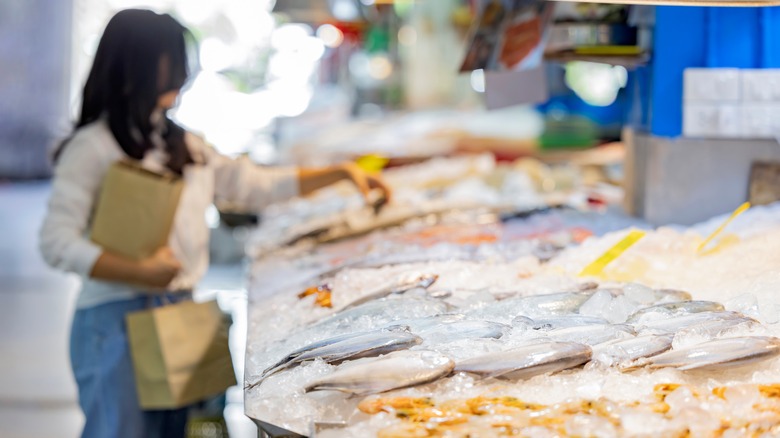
[0,182,256,438]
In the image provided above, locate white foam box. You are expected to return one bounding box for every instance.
[683,103,741,138]
[741,103,780,139]
[684,68,742,103]
[741,69,780,102]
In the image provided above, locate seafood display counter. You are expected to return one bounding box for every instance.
[243,157,780,437]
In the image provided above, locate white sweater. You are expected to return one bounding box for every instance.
[40,119,299,308]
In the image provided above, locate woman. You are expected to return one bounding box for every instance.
[39,9,390,438]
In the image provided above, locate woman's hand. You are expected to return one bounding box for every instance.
[138,247,182,288]
[90,246,182,290]
[298,163,393,208]
[339,162,392,207]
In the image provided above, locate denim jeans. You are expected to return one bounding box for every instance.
[70,294,191,438]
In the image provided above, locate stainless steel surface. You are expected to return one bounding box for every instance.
[253,419,306,438]
[625,131,780,226]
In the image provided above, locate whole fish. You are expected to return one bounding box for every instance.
[305,350,455,395]
[338,274,439,311]
[635,311,749,334]
[617,286,693,306]
[531,315,610,331]
[259,330,377,380]
[672,316,760,342]
[627,301,726,324]
[417,320,509,341]
[469,291,596,323]
[591,334,674,367]
[454,341,592,380]
[310,297,450,332]
[642,336,780,371]
[388,314,466,333]
[548,324,636,346]
[248,328,421,388]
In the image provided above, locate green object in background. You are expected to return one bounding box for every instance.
[539,116,598,150]
[365,26,390,53]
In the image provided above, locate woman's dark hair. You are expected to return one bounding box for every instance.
[57,9,193,174]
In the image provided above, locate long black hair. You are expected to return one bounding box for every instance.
[57,9,193,174]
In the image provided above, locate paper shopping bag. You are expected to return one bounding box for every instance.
[126,300,237,409]
[91,160,183,260]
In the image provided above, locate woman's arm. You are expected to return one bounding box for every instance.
[198,133,392,211]
[298,162,392,202]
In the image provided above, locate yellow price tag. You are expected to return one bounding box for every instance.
[697,202,750,254]
[579,230,646,277]
[355,154,390,174]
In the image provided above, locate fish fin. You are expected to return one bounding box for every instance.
[244,376,266,390]
[305,384,358,395]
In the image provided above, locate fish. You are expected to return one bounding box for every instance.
[304,350,455,395]
[454,341,592,380]
[417,320,509,341]
[635,311,750,334]
[548,324,636,346]
[337,274,439,311]
[309,297,450,332]
[672,316,761,342]
[642,336,780,371]
[591,334,674,367]
[619,286,693,305]
[248,327,421,388]
[469,291,596,323]
[627,300,726,324]
[531,315,611,331]
[259,330,375,380]
[388,314,466,333]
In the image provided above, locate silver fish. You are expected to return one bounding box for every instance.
[249,328,421,388]
[455,341,592,380]
[673,316,760,340]
[338,274,439,311]
[591,334,674,367]
[643,336,780,371]
[260,330,379,379]
[627,301,726,324]
[417,320,509,341]
[470,291,596,322]
[531,315,610,331]
[305,350,455,395]
[636,311,749,334]
[618,286,693,305]
[388,314,466,333]
[310,297,450,331]
[548,324,636,346]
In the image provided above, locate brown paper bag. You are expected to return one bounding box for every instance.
[91,160,183,260]
[126,300,237,409]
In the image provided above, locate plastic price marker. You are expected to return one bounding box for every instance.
[355,154,390,174]
[697,202,751,254]
[579,230,646,277]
